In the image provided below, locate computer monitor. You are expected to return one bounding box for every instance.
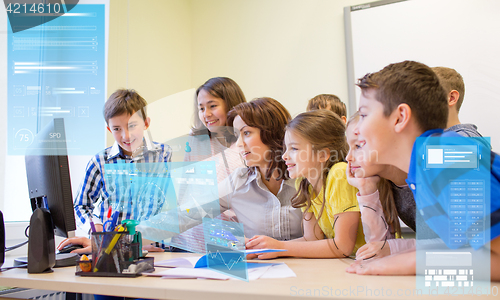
[17,118,78,273]
[25,118,76,238]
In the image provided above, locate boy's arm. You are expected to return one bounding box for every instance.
[491,235,500,281]
[346,249,416,275]
[73,158,104,227]
[387,238,416,254]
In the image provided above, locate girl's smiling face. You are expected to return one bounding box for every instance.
[345,124,384,178]
[197,89,228,131]
[282,130,324,181]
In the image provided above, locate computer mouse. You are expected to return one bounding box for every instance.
[58,244,84,254]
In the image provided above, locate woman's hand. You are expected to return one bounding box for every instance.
[57,236,92,254]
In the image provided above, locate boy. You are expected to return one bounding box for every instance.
[306,94,347,123]
[432,66,486,138]
[74,89,171,232]
[345,61,500,280]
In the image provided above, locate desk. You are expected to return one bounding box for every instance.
[0,252,498,300]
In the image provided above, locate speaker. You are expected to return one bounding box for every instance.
[27,208,55,273]
[0,210,5,268]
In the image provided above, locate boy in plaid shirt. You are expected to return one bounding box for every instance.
[74,89,171,232]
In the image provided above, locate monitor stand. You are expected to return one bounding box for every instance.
[13,208,79,273]
[14,253,79,268]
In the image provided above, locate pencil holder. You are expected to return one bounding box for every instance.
[91,231,132,274]
[75,229,154,277]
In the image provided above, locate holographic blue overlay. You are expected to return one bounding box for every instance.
[8,4,105,155]
[117,161,221,242]
[203,218,247,281]
[104,162,176,225]
[415,136,491,294]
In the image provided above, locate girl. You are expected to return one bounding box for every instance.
[185,77,247,183]
[218,97,303,240]
[246,110,365,258]
[345,112,440,265]
[345,112,405,260]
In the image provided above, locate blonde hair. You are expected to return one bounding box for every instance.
[307,94,347,119]
[346,113,401,237]
[432,66,465,112]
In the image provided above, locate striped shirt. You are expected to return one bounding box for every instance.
[74,136,171,227]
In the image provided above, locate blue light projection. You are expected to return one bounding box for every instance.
[8,4,105,155]
[414,136,491,294]
[203,218,247,281]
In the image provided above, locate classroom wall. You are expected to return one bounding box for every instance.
[106,0,193,145]
[191,0,362,118]
[1,0,365,221]
[109,0,365,145]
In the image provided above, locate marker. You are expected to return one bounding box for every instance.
[89,219,96,233]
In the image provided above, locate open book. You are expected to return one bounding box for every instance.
[149,249,294,280]
[155,249,286,268]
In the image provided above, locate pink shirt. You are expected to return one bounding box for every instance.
[357,190,415,254]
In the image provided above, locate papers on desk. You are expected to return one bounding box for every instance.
[145,262,296,280]
[151,249,295,280]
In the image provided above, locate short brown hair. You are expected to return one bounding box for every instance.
[432,66,465,112]
[307,94,347,118]
[104,89,147,124]
[357,60,448,131]
[227,97,291,181]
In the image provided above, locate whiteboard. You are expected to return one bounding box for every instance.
[345,0,500,151]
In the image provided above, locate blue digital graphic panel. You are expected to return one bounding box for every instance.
[203,218,247,281]
[8,4,105,155]
[415,136,491,294]
[119,161,220,244]
[104,162,176,225]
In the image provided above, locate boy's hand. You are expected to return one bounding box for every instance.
[346,251,416,275]
[346,162,380,196]
[57,237,92,254]
[355,240,390,261]
[245,235,283,260]
[143,244,164,252]
[94,224,103,232]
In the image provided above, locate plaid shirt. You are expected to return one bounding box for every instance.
[74,136,171,228]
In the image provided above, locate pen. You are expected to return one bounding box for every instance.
[110,211,120,231]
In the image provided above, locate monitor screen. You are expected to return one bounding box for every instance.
[25,118,76,238]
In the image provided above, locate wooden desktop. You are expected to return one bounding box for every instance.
[0,252,498,300]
